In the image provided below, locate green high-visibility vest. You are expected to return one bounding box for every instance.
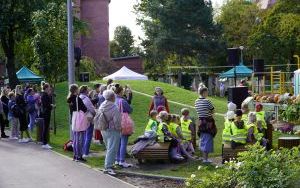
[231,122,247,144]
[157,122,165,142]
[256,111,267,129]
[222,120,233,143]
[180,118,192,141]
[242,113,248,124]
[168,122,179,138]
[246,123,263,141]
[145,119,157,132]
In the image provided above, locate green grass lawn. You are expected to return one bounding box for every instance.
[48,80,287,177]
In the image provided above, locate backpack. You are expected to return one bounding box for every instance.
[93,109,109,131]
[63,140,73,152]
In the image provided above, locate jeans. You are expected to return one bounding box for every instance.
[116,135,129,163]
[101,129,121,169]
[10,117,19,138]
[28,112,36,132]
[73,131,85,158]
[83,123,94,155]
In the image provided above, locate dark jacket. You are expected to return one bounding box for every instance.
[67,94,87,115]
[41,92,52,115]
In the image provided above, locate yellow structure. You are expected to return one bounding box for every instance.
[270,67,286,94]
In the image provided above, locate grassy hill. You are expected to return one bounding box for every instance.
[49,80,285,177]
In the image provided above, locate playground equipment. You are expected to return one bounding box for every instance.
[270,67,286,94]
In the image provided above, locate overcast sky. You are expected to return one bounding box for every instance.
[109,0,225,43]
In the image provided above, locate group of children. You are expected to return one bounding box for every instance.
[222,102,268,148]
[143,108,196,161]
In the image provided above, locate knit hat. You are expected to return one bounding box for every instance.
[226,111,235,120]
[227,102,237,111]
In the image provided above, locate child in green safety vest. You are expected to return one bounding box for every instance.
[230,110,248,149]
[180,108,195,154]
[246,112,268,146]
[144,110,158,138]
[255,104,267,137]
[241,103,250,124]
[222,111,235,144]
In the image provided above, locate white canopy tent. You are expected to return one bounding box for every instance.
[103,66,148,81]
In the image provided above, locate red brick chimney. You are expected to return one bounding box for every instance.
[75,0,110,72]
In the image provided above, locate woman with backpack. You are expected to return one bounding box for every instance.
[114,84,133,168]
[15,85,32,143]
[148,87,169,115]
[97,89,122,175]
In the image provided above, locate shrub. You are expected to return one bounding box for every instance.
[186,144,300,188]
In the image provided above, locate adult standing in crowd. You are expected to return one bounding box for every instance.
[67,84,87,162]
[99,90,121,175]
[0,96,8,138]
[79,85,96,157]
[148,87,169,115]
[195,87,217,163]
[15,85,32,143]
[26,88,37,132]
[1,86,11,128]
[41,83,54,149]
[124,85,133,105]
[115,84,133,168]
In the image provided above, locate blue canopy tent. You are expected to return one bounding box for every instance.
[16,66,44,83]
[219,63,253,78]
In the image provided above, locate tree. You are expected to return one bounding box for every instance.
[217,0,259,48]
[0,0,44,87]
[135,0,223,72]
[110,26,134,58]
[248,0,300,64]
[31,2,87,85]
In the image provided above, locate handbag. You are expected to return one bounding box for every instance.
[86,111,94,122]
[72,96,89,132]
[119,100,134,136]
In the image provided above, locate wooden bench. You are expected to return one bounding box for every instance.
[133,142,171,163]
[222,144,248,163]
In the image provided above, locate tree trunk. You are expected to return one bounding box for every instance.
[1,28,19,88]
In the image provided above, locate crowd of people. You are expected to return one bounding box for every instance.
[0,82,55,149]
[222,101,268,149]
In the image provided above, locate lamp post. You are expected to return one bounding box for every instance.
[67,0,75,139]
[67,0,75,86]
[239,46,244,64]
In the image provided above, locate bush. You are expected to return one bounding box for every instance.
[78,57,98,80]
[186,144,300,188]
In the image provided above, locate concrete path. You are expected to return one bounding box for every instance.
[0,139,135,188]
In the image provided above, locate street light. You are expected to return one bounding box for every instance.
[239,46,244,64]
[67,0,75,86]
[67,0,75,139]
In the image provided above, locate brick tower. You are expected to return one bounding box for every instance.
[75,0,110,71]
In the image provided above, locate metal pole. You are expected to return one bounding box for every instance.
[67,0,75,140]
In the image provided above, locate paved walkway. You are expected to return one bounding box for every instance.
[0,139,135,188]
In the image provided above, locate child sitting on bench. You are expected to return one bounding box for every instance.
[180,109,195,154]
[144,110,158,138]
[246,112,267,146]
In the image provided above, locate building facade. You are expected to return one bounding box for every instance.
[75,0,110,72]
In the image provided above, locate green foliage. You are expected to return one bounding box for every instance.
[248,0,300,64]
[31,2,87,84]
[217,0,259,48]
[78,57,98,81]
[281,104,300,123]
[110,26,135,58]
[186,144,300,188]
[135,0,224,73]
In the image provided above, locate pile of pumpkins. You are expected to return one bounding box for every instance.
[253,93,300,105]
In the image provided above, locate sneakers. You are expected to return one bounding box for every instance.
[203,159,213,163]
[18,138,29,143]
[104,168,116,175]
[42,144,52,149]
[1,134,9,138]
[118,162,133,168]
[10,137,19,140]
[77,157,87,163]
[82,154,91,158]
[27,138,33,142]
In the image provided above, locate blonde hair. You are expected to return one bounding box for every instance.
[15,85,22,95]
